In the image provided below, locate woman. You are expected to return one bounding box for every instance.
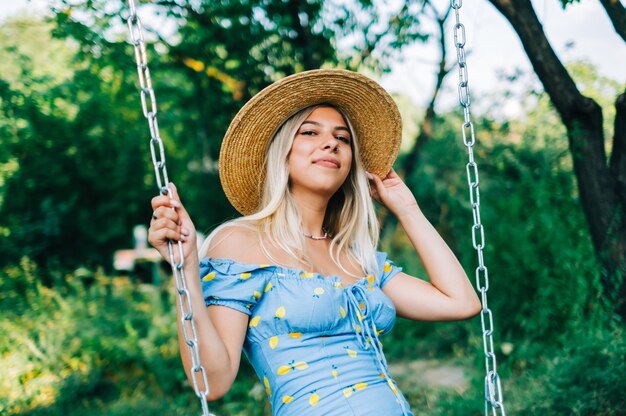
[148,69,481,416]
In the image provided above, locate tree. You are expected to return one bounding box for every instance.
[0,0,431,273]
[487,0,626,319]
[0,17,155,274]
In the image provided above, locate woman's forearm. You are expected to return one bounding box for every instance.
[174,252,238,400]
[397,206,481,316]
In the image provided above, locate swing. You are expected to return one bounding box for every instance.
[125,1,506,414]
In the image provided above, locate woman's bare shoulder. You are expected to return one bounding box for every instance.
[205,223,264,263]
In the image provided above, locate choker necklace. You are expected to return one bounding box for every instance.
[303,230,328,240]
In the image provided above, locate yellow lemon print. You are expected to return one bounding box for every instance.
[309,392,320,406]
[277,360,309,375]
[282,395,293,404]
[277,365,291,376]
[339,306,346,319]
[313,287,325,297]
[294,361,309,370]
[333,281,343,289]
[387,378,398,394]
[331,365,338,379]
[259,264,269,268]
[300,272,315,278]
[384,262,392,273]
[289,332,301,339]
[359,301,365,310]
[249,316,261,327]
[354,382,368,391]
[253,290,261,300]
[354,324,361,333]
[239,272,252,280]
[356,311,363,322]
[344,347,357,358]
[275,306,286,319]
[202,271,216,282]
[344,382,368,398]
[269,336,279,349]
[264,282,273,292]
[264,375,272,397]
[367,274,375,284]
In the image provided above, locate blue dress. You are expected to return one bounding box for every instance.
[199,252,413,416]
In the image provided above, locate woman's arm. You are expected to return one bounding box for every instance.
[369,170,481,321]
[148,184,248,400]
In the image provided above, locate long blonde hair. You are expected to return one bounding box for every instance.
[202,104,380,277]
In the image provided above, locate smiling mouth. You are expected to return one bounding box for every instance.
[314,159,340,169]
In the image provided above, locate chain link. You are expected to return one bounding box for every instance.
[125,2,214,415]
[450,2,506,415]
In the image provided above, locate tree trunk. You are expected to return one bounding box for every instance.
[488,0,626,317]
[402,4,450,176]
[599,0,626,43]
[380,3,452,237]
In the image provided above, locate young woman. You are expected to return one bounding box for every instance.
[148,69,481,416]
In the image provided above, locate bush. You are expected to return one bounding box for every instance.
[0,258,263,415]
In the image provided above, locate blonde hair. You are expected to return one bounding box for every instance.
[201,105,380,277]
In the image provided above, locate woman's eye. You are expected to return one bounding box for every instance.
[337,136,351,144]
[301,130,316,136]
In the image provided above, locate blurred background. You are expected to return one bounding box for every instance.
[1,0,625,414]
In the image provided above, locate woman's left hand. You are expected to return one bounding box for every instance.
[368,169,419,218]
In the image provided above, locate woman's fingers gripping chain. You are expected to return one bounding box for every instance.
[149,192,188,243]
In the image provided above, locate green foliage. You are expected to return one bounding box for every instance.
[498,327,626,415]
[386,108,605,348]
[1,0,433,275]
[0,17,155,274]
[0,258,266,416]
[536,329,626,415]
[2,2,625,415]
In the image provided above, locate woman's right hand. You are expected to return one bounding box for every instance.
[148,183,198,264]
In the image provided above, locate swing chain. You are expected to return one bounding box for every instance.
[125,2,213,415]
[450,1,506,415]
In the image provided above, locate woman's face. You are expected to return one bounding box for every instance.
[287,106,353,198]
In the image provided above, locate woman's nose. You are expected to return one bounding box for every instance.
[321,134,339,151]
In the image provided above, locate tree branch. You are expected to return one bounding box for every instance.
[286,0,323,70]
[610,90,626,200]
[354,2,412,67]
[402,0,451,176]
[599,0,626,43]
[488,0,596,125]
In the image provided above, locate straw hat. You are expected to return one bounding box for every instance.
[219,68,402,215]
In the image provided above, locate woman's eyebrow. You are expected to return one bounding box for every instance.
[300,121,350,134]
[300,121,322,127]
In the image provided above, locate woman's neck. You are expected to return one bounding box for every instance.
[290,189,329,237]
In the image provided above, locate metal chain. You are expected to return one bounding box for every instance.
[125,2,213,415]
[450,1,506,415]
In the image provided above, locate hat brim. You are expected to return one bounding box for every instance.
[219,69,402,215]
